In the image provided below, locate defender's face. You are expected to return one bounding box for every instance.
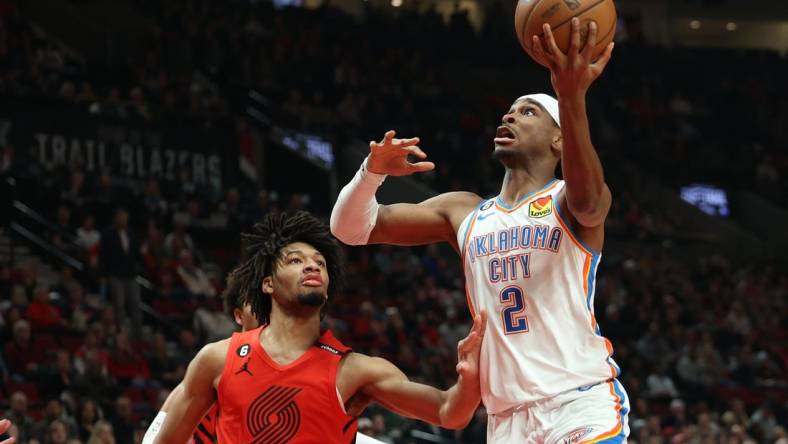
[494,99,559,158]
[265,241,330,306]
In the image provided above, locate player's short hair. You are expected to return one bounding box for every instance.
[230,211,344,324]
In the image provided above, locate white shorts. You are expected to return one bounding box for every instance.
[487,379,630,444]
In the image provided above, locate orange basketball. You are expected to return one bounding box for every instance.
[515,0,617,62]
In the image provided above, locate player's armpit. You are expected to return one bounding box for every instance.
[153,341,226,444]
[369,191,481,247]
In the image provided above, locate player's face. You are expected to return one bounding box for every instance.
[263,241,330,313]
[494,99,560,160]
[234,303,260,331]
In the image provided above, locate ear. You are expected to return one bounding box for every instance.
[233,308,243,327]
[261,276,274,295]
[550,131,563,156]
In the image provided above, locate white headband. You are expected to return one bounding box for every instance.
[516,93,560,127]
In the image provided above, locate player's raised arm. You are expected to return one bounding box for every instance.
[330,130,481,248]
[152,341,226,444]
[342,311,486,429]
[531,19,614,229]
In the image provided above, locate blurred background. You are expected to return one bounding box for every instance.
[0,0,786,442]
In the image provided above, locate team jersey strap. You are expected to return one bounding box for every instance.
[315,329,352,355]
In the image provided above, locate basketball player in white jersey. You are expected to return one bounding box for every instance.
[331,19,629,443]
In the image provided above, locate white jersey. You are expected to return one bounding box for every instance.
[456,179,620,414]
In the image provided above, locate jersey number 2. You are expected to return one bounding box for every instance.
[500,286,528,334]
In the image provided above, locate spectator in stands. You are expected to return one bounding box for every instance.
[141,179,168,222]
[31,399,77,442]
[40,418,71,444]
[76,398,102,442]
[145,332,179,387]
[750,402,780,443]
[171,329,198,370]
[106,330,150,385]
[73,348,116,406]
[163,217,193,258]
[58,282,91,332]
[50,204,73,252]
[109,396,135,444]
[86,420,115,444]
[139,221,166,284]
[38,349,78,400]
[175,249,215,298]
[3,392,34,443]
[4,319,42,377]
[61,169,88,207]
[76,214,101,269]
[99,208,142,336]
[25,285,67,330]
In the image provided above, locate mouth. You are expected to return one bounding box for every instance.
[302,274,323,287]
[494,126,516,145]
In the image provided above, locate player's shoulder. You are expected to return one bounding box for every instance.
[427,191,484,219]
[195,338,232,368]
[435,191,484,207]
[340,352,398,380]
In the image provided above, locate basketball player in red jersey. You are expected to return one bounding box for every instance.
[153,212,487,443]
[144,264,377,443]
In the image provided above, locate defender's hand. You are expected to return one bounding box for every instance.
[531,18,614,98]
[367,130,435,176]
[456,311,487,380]
[1,418,16,444]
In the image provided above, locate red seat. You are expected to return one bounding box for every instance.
[124,387,146,403]
[60,335,84,352]
[152,299,179,316]
[5,382,39,403]
[33,333,58,352]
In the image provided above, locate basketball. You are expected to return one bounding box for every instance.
[515,0,617,62]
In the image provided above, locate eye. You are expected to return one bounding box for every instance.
[522,108,536,116]
[316,260,326,268]
[287,257,302,264]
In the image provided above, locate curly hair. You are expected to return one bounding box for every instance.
[229,211,344,324]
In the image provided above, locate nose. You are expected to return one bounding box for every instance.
[502,113,516,124]
[303,259,320,273]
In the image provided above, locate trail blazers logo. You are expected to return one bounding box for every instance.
[248,386,302,444]
[529,196,553,218]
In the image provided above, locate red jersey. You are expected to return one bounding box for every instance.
[191,404,217,444]
[216,326,358,444]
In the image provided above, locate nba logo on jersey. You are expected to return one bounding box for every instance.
[528,196,553,218]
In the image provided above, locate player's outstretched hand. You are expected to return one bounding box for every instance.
[531,18,614,98]
[0,418,16,444]
[456,311,487,380]
[367,130,435,176]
